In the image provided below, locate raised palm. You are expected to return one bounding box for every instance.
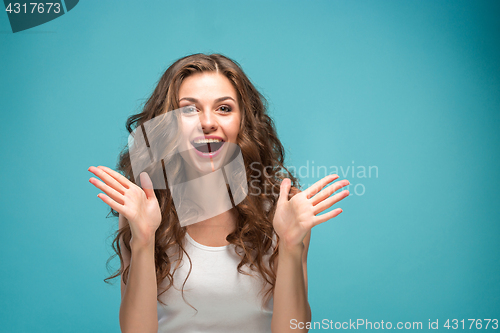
[273,174,350,250]
[88,166,161,248]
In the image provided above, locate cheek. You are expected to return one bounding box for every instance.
[181,117,202,136]
[220,115,241,139]
[234,111,242,130]
[230,116,242,139]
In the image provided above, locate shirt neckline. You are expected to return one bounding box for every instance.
[185,231,230,252]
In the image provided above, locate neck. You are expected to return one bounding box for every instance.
[185,208,238,246]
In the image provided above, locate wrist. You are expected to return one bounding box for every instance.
[130,236,155,253]
[278,240,304,258]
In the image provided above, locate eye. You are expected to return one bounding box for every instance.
[181,105,198,115]
[218,105,232,113]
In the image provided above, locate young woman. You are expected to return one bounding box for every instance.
[88,53,350,333]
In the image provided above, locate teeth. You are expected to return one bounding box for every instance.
[193,138,223,144]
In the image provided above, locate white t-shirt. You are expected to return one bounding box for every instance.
[157,231,274,333]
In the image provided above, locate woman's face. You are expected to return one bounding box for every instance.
[177,72,242,174]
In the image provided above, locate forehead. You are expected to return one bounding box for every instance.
[178,72,237,99]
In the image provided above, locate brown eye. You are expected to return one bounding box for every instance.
[219,105,232,113]
[181,106,198,115]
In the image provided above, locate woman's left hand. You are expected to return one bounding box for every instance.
[273,174,350,252]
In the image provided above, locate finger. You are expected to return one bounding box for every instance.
[95,165,131,190]
[303,174,339,199]
[96,192,126,215]
[140,172,156,200]
[89,177,125,205]
[278,178,291,204]
[310,179,350,206]
[313,189,349,215]
[309,208,343,228]
[88,166,127,194]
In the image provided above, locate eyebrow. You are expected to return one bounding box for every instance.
[179,96,236,104]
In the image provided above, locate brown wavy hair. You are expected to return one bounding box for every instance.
[104,53,300,307]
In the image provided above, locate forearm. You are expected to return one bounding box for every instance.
[119,242,158,333]
[271,243,311,333]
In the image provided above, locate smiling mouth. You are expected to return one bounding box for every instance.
[191,138,225,154]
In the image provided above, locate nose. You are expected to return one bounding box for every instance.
[199,110,218,133]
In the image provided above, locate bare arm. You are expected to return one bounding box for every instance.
[271,230,312,333]
[118,214,158,333]
[88,166,161,333]
[271,176,349,332]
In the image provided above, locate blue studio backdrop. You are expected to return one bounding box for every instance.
[1,1,499,332]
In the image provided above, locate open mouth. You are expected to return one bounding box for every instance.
[191,137,225,154]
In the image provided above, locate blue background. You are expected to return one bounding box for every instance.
[1,0,499,332]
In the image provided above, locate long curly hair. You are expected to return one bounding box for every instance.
[104,53,300,306]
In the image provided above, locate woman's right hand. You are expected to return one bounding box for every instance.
[88,166,162,249]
